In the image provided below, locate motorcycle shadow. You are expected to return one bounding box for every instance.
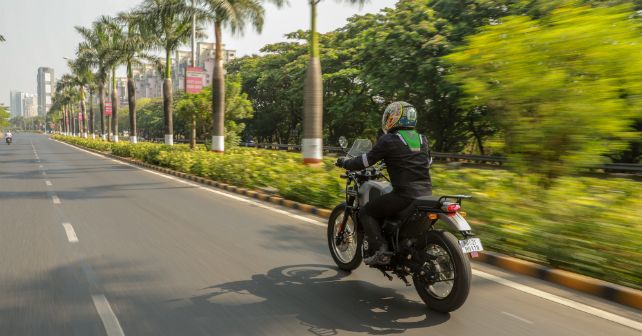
[183,264,450,335]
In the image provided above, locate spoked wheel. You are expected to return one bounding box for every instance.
[413,230,471,313]
[327,203,362,271]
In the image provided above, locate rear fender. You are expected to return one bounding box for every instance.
[438,213,472,232]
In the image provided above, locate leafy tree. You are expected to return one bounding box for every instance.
[174,75,254,147]
[133,0,206,145]
[200,0,286,152]
[447,5,642,179]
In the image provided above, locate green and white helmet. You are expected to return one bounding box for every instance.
[381,101,418,133]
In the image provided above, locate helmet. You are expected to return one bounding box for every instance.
[381,101,417,133]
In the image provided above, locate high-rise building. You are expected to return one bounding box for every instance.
[196,42,237,87]
[37,67,55,116]
[23,94,38,118]
[9,91,25,117]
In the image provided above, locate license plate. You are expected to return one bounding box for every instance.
[459,238,484,254]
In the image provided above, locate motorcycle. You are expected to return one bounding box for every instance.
[327,137,484,313]
[5,137,12,145]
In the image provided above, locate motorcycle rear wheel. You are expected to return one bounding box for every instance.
[413,230,471,313]
[327,203,362,272]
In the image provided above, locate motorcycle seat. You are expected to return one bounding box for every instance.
[413,196,442,209]
[389,196,442,221]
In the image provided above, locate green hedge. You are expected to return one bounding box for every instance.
[53,135,642,290]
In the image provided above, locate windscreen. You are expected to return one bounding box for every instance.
[347,139,372,158]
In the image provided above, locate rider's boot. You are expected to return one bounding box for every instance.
[364,242,392,266]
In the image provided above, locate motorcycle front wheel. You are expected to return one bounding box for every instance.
[413,230,471,313]
[327,203,362,272]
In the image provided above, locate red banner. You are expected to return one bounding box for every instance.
[185,66,206,94]
[78,113,83,121]
[105,102,112,117]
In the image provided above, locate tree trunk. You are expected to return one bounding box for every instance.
[190,114,196,149]
[163,79,173,145]
[89,89,95,138]
[128,79,137,144]
[127,61,137,144]
[302,1,323,165]
[164,49,174,145]
[111,68,119,142]
[99,83,105,140]
[211,20,225,152]
[80,87,87,138]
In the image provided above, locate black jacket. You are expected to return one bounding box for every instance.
[343,131,432,198]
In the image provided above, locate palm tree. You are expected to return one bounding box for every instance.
[117,12,170,144]
[76,20,114,140]
[200,0,286,152]
[54,75,80,135]
[67,57,95,138]
[92,16,126,142]
[133,0,206,145]
[302,0,367,164]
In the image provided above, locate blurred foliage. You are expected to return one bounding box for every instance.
[447,4,642,180]
[55,134,642,289]
[228,0,642,164]
[0,105,10,128]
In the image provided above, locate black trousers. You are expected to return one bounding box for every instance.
[359,191,413,251]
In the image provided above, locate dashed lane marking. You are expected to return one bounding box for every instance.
[92,294,125,336]
[62,223,79,243]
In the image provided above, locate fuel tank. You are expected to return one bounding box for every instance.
[358,180,393,207]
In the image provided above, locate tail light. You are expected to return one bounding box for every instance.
[442,202,461,213]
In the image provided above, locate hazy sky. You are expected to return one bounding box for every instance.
[0,0,397,106]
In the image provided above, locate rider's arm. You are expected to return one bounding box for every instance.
[343,135,390,171]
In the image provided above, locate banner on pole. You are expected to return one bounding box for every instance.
[185,66,206,94]
[105,102,113,117]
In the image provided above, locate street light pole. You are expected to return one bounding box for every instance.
[191,0,196,67]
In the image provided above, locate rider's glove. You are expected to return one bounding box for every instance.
[335,157,346,168]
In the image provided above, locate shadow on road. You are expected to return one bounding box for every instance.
[173,264,450,335]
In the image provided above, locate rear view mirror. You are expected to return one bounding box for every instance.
[338,136,348,149]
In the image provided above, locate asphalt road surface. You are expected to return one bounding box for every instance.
[1,133,640,335]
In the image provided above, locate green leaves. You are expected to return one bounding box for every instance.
[0,105,10,128]
[447,4,642,179]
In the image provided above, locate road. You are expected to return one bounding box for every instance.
[0,133,640,336]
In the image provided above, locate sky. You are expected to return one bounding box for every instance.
[0,0,398,106]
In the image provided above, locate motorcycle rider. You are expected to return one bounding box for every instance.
[5,131,13,143]
[336,102,432,265]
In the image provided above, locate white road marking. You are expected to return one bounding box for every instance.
[54,139,642,332]
[62,223,79,243]
[45,180,52,186]
[39,164,43,168]
[474,270,642,331]
[92,294,125,336]
[52,195,61,204]
[502,311,534,325]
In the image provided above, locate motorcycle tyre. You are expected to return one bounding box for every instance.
[413,230,471,313]
[327,203,362,272]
